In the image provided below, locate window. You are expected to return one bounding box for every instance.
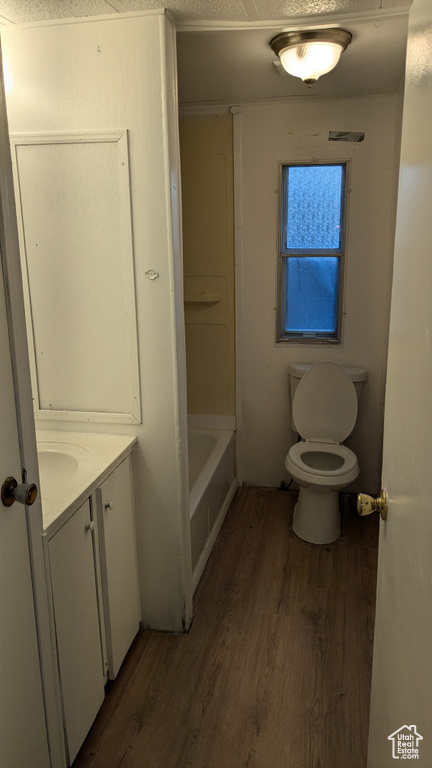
[278,162,347,343]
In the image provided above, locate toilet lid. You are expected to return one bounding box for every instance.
[292,361,358,443]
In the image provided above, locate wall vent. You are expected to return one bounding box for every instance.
[329,131,364,142]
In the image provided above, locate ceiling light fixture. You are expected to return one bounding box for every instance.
[270,28,352,88]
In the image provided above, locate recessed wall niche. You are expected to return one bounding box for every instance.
[11,130,141,424]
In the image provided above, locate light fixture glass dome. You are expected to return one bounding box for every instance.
[270,29,352,87]
[279,41,343,83]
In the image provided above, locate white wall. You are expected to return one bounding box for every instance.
[180,112,236,421]
[236,94,403,494]
[2,12,192,632]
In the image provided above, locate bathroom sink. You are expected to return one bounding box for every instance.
[37,442,93,497]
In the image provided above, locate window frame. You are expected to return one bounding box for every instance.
[277,160,349,345]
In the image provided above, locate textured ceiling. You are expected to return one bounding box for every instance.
[0,0,411,25]
[0,0,410,104]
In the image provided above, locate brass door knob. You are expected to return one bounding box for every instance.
[357,489,388,520]
[1,476,38,507]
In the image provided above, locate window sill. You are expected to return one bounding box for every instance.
[276,337,343,347]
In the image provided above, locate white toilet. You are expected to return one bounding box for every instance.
[285,361,366,545]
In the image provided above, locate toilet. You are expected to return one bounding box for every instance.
[285,361,366,545]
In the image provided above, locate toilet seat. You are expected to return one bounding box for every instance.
[293,361,358,443]
[288,440,358,478]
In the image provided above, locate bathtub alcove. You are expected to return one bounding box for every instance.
[180,112,238,592]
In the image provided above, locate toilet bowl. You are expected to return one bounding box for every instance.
[285,361,360,544]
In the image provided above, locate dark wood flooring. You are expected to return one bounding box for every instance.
[73,486,379,768]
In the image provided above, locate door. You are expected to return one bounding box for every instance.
[0,234,49,766]
[97,456,140,679]
[0,50,51,767]
[367,0,432,765]
[48,500,105,765]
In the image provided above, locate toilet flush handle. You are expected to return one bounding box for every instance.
[357,489,388,520]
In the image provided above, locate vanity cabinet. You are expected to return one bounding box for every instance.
[46,452,140,766]
[47,499,105,765]
[96,456,140,679]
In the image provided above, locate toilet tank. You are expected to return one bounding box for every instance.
[288,362,368,432]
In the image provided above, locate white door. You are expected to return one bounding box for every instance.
[48,500,105,765]
[97,456,140,679]
[367,0,432,765]
[0,242,50,766]
[0,52,51,767]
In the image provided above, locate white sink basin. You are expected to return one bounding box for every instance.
[37,442,93,497]
[36,430,137,532]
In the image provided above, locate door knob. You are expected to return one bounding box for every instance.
[1,476,38,507]
[357,489,388,520]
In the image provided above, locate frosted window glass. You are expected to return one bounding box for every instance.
[285,257,338,333]
[285,165,343,251]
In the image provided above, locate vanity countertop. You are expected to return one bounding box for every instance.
[36,429,137,535]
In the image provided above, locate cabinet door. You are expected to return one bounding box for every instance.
[48,500,105,765]
[97,456,140,679]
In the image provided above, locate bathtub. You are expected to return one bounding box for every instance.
[188,428,237,593]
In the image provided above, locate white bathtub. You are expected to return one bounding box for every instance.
[188,428,237,593]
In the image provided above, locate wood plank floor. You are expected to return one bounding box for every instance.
[73,486,379,768]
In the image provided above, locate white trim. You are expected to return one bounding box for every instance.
[179,90,404,112]
[0,3,410,31]
[179,104,233,116]
[10,130,129,144]
[160,13,193,630]
[233,109,244,485]
[191,478,238,594]
[7,7,167,30]
[35,409,141,425]
[177,6,410,32]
